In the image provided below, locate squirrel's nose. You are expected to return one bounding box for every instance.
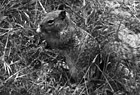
[36,25,41,33]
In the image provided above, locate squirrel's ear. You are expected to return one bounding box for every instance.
[58,4,65,10]
[59,10,66,20]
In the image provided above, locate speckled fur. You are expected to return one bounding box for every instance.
[37,10,98,81]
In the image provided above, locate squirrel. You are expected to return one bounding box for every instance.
[36,10,99,82]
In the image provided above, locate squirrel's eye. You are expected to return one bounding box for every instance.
[47,20,54,25]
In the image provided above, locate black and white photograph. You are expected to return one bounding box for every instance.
[0,0,140,95]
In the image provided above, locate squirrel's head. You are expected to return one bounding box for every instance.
[37,10,70,33]
[37,10,74,49]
